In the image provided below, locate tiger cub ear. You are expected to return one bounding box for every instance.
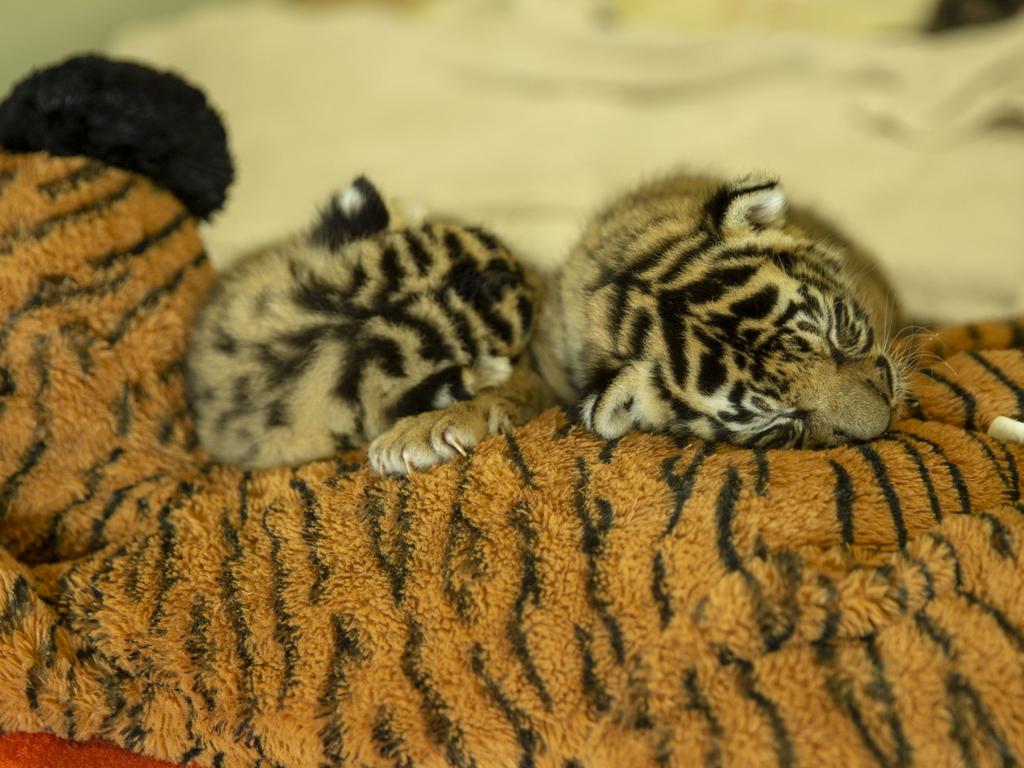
[311,175,390,251]
[709,175,786,236]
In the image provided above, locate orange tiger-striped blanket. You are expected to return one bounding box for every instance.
[1,150,1023,767]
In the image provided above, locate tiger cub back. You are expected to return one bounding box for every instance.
[186,177,533,469]
[532,172,904,449]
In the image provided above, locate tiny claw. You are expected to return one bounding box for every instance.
[444,430,467,456]
[402,449,416,473]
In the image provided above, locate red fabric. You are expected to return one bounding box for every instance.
[0,733,187,768]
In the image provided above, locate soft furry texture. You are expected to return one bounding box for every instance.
[0,55,232,220]
[185,176,537,471]
[2,147,1024,767]
[532,173,904,452]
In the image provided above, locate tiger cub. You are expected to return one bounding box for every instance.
[530,172,905,450]
[186,177,549,471]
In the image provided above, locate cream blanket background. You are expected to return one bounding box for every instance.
[107,0,1024,322]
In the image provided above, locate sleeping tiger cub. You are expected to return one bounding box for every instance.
[186,177,548,470]
[187,172,904,473]
[531,172,905,450]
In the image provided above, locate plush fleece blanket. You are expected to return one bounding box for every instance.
[108,3,1024,323]
[2,151,1024,767]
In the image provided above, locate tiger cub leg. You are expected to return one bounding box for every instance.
[368,355,554,474]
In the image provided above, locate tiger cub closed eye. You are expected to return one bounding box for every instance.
[185,176,541,470]
[531,172,907,450]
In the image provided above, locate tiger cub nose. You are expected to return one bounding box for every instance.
[822,377,892,443]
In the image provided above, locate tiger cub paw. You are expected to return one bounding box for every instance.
[368,400,515,475]
[579,364,664,440]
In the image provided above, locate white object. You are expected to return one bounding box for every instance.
[988,415,1024,444]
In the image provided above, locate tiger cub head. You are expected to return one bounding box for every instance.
[578,174,904,449]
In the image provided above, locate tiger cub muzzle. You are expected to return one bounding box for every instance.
[799,355,899,447]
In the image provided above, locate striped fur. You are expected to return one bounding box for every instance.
[533,173,905,450]
[186,177,536,469]
[3,151,1024,767]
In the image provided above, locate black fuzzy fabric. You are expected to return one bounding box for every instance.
[0,54,233,219]
[926,0,1023,30]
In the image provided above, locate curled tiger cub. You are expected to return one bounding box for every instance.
[186,177,550,471]
[531,172,906,450]
[187,171,905,473]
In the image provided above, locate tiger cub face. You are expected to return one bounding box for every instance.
[565,174,904,450]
